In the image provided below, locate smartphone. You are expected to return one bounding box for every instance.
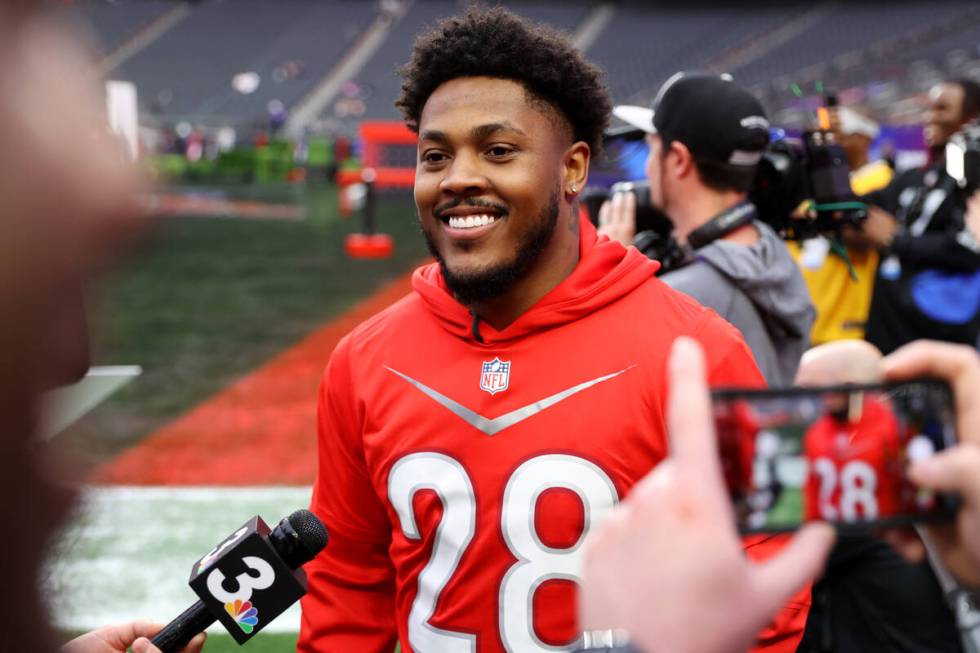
[712,379,959,534]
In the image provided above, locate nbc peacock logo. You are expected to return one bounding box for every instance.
[225,599,259,634]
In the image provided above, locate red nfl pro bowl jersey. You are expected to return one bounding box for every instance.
[803,395,903,523]
[299,221,805,653]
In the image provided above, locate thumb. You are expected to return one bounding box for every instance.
[131,638,161,653]
[752,523,835,617]
[910,444,980,501]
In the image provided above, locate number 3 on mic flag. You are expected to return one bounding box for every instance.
[188,516,307,644]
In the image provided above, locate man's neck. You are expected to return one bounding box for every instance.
[673,189,755,246]
[467,213,581,331]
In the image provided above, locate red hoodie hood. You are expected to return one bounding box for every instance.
[412,217,660,345]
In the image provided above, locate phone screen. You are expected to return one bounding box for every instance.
[712,379,958,534]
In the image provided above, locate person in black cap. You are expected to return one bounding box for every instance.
[601,71,814,387]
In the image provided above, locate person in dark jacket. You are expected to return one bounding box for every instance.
[863,78,980,354]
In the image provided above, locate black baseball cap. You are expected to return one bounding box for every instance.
[611,72,770,167]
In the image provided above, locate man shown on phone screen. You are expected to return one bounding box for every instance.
[802,390,903,523]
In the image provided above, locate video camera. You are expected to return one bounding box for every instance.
[583,94,866,271]
[580,180,688,269]
[751,126,867,240]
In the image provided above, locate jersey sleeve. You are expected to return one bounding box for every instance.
[298,336,399,653]
[694,315,812,653]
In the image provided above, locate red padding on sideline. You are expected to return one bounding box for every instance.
[345,233,395,259]
[359,121,417,144]
[93,270,419,485]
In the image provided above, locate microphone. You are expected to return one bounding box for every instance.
[150,509,328,653]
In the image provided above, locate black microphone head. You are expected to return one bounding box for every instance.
[288,509,329,554]
[268,509,329,569]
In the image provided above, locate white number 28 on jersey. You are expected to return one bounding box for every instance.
[813,457,879,521]
[388,452,619,653]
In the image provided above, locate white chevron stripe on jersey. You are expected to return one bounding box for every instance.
[384,365,637,436]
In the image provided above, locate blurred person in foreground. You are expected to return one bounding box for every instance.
[789,106,892,346]
[602,72,814,387]
[298,9,806,653]
[863,78,980,354]
[0,4,204,652]
[580,338,980,653]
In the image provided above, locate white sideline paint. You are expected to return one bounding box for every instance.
[41,366,142,441]
[44,486,312,633]
[284,1,411,138]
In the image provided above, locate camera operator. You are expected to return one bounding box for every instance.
[601,72,814,387]
[789,107,892,346]
[863,78,980,354]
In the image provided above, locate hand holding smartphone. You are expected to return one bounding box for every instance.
[713,379,959,533]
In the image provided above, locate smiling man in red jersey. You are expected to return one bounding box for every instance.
[299,8,809,653]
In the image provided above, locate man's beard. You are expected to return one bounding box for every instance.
[421,189,560,305]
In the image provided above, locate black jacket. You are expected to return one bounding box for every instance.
[798,535,963,653]
[864,163,980,354]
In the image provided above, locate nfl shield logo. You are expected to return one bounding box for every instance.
[480,357,511,395]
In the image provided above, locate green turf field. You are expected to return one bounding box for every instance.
[768,487,803,528]
[197,632,297,653]
[63,631,298,653]
[186,633,397,653]
[60,183,427,465]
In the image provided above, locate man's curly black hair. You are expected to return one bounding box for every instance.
[396,6,611,154]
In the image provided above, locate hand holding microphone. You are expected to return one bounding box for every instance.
[61,621,205,653]
[57,484,328,653]
[148,508,328,653]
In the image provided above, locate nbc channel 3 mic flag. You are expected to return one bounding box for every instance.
[150,509,328,653]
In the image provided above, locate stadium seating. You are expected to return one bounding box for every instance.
[64,1,980,136]
[586,2,810,104]
[109,0,376,127]
[732,0,978,87]
[345,0,592,124]
[55,0,176,55]
[340,0,458,124]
